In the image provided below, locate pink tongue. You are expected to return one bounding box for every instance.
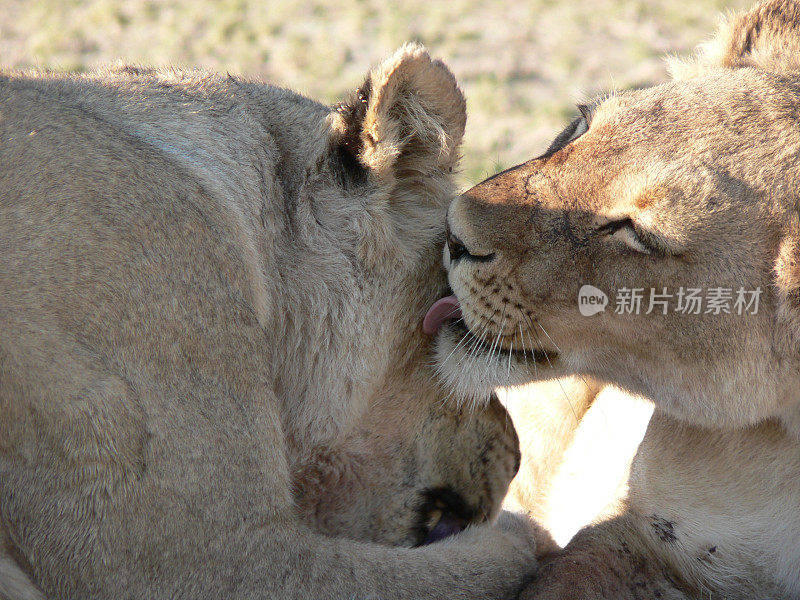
[423,295,462,336]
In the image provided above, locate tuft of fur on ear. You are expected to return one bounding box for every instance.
[669,0,800,79]
[330,43,467,186]
[775,214,800,352]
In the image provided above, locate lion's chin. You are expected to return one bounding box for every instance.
[432,323,561,408]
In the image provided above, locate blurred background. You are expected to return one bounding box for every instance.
[0,0,751,186]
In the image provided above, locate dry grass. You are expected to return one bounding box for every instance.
[0,0,751,186]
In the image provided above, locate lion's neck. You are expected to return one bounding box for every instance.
[272,253,444,461]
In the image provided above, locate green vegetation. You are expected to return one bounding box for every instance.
[0,0,751,186]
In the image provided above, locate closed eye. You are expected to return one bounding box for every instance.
[597,218,669,256]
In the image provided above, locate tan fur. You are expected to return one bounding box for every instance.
[435,1,800,597]
[0,46,541,599]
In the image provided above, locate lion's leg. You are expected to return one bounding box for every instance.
[520,411,800,599]
[520,515,691,600]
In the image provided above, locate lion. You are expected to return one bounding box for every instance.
[426,1,800,597]
[0,46,541,599]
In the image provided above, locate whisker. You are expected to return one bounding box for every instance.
[495,315,509,365]
[537,320,599,401]
[442,305,463,320]
[488,302,508,365]
[465,306,500,361]
[517,322,528,363]
[536,321,562,354]
[521,312,579,425]
[430,285,491,374]
[437,316,482,370]
[463,316,491,368]
[519,316,538,377]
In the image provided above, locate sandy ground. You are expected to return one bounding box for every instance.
[0,0,751,185]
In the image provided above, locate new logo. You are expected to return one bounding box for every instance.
[578,285,608,316]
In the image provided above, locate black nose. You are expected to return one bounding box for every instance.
[445,223,495,264]
[447,226,468,262]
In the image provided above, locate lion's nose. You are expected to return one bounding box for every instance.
[445,222,495,264]
[446,225,468,262]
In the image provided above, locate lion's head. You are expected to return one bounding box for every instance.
[429,0,800,431]
[266,46,522,546]
[268,44,469,450]
[293,392,520,547]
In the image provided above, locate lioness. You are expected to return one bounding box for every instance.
[0,46,540,599]
[428,1,800,597]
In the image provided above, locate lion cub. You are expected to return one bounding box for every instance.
[0,47,538,599]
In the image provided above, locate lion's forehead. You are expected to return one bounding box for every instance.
[592,71,800,145]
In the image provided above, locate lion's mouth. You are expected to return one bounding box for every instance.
[460,321,557,363]
[422,294,462,335]
[424,294,558,364]
[414,487,474,546]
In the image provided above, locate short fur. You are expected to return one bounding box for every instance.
[0,46,540,599]
[435,2,800,597]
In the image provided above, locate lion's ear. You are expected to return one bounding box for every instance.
[775,217,800,352]
[670,0,800,79]
[330,43,466,186]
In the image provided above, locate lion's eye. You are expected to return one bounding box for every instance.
[598,218,654,255]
